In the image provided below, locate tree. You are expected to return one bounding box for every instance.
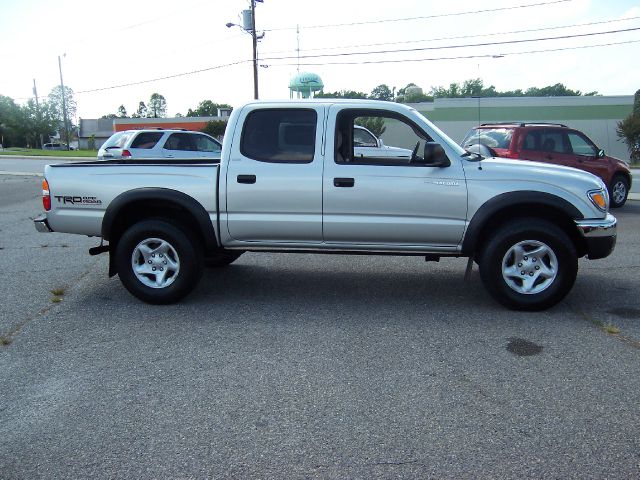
[396,83,432,103]
[48,85,77,144]
[187,100,232,117]
[147,93,167,118]
[201,120,228,140]
[22,99,58,148]
[315,90,368,99]
[370,84,393,101]
[0,95,25,147]
[355,117,386,137]
[117,105,128,118]
[525,83,578,96]
[617,89,640,162]
[132,101,147,118]
[101,113,118,119]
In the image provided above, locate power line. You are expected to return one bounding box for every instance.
[12,31,637,100]
[263,0,572,31]
[265,38,640,67]
[259,26,640,61]
[261,15,640,55]
[74,60,250,95]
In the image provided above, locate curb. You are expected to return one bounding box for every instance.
[0,155,94,161]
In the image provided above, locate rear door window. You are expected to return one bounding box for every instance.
[164,133,195,151]
[540,129,568,154]
[130,132,163,149]
[241,109,317,163]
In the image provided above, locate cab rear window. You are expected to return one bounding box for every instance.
[241,109,317,163]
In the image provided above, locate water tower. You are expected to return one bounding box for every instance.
[289,72,324,99]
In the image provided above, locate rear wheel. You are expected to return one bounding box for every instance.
[115,219,203,304]
[609,174,629,208]
[479,219,578,311]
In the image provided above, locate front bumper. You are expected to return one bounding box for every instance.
[34,215,53,233]
[575,213,617,260]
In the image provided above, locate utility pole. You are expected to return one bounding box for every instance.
[33,79,43,148]
[250,0,259,99]
[226,1,263,99]
[58,55,70,151]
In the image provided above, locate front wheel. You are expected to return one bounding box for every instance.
[478,219,578,311]
[609,174,629,208]
[115,219,203,304]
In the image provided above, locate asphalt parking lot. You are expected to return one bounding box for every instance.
[1,171,639,479]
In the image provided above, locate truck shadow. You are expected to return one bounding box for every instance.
[194,254,492,315]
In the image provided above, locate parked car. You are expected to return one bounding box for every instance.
[461,122,633,207]
[353,125,413,159]
[43,143,74,151]
[97,129,222,160]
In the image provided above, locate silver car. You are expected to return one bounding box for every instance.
[353,125,412,159]
[97,129,222,160]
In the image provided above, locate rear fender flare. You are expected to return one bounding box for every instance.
[102,188,218,252]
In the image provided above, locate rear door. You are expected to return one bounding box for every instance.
[162,132,198,159]
[224,106,325,243]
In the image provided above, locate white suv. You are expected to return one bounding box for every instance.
[97,129,222,160]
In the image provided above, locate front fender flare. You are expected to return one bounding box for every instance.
[461,191,584,256]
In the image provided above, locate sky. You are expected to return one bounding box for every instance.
[1,0,638,121]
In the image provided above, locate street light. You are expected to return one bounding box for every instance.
[227,0,264,100]
[58,54,70,151]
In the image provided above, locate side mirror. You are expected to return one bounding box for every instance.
[597,149,605,158]
[377,138,384,147]
[422,142,451,167]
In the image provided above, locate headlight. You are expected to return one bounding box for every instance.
[588,189,608,212]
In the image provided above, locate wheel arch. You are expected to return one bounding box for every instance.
[102,188,219,274]
[462,191,586,258]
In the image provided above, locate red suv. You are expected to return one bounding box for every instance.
[462,123,633,207]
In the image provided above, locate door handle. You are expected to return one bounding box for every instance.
[237,174,256,184]
[334,177,355,187]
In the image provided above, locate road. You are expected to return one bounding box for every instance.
[1,171,639,478]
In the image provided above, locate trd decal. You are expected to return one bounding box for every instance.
[54,195,103,205]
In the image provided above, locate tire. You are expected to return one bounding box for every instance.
[115,219,203,304]
[608,174,629,208]
[204,250,244,268]
[478,219,578,311]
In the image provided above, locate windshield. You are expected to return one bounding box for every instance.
[102,132,131,149]
[462,128,513,149]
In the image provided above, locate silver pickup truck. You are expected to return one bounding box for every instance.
[34,100,617,310]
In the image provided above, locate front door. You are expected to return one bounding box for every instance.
[224,106,325,243]
[322,107,467,248]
